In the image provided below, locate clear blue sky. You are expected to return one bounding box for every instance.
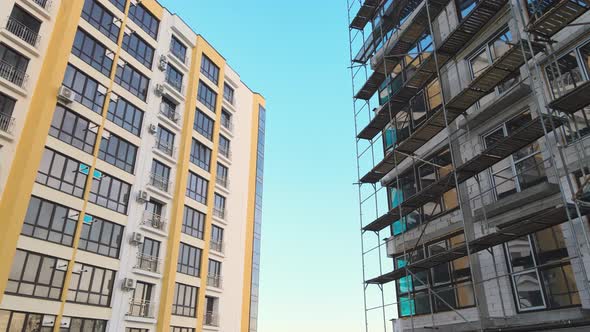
[159,1,365,331]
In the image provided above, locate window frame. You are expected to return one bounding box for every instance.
[78,215,124,259]
[22,196,78,247]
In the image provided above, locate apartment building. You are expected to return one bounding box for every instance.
[0,1,266,332]
[348,0,590,331]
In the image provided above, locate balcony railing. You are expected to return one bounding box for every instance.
[221,119,233,132]
[207,274,222,288]
[169,45,187,65]
[165,75,184,94]
[149,173,171,193]
[141,210,166,232]
[32,0,52,10]
[155,139,176,158]
[127,299,154,318]
[0,60,28,88]
[0,113,15,134]
[5,17,41,47]
[134,252,161,273]
[213,207,225,220]
[210,240,224,254]
[216,176,229,188]
[204,311,219,327]
[219,147,231,160]
[159,102,181,124]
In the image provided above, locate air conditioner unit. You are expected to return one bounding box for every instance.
[122,278,136,290]
[137,190,150,202]
[158,55,168,71]
[148,123,158,134]
[130,232,143,245]
[58,86,76,103]
[155,84,165,96]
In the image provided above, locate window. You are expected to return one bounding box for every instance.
[170,36,187,63]
[204,296,219,326]
[223,83,234,104]
[136,237,161,273]
[177,243,202,277]
[82,0,120,42]
[67,263,115,307]
[172,327,195,332]
[109,0,126,11]
[211,225,224,251]
[49,105,97,154]
[207,259,222,288]
[186,172,208,204]
[150,160,171,192]
[194,109,214,140]
[455,0,478,20]
[6,250,67,300]
[505,226,580,311]
[72,29,113,77]
[107,94,144,136]
[156,125,175,157]
[122,32,155,69]
[127,329,148,332]
[64,317,107,332]
[216,163,228,188]
[182,205,205,239]
[221,109,232,130]
[213,194,226,219]
[166,65,183,92]
[128,281,153,317]
[129,4,159,39]
[98,132,137,173]
[0,92,16,119]
[22,196,78,247]
[190,139,211,171]
[172,283,198,317]
[0,43,29,87]
[396,234,474,317]
[219,135,230,158]
[88,171,131,214]
[63,64,107,114]
[201,56,219,85]
[0,310,57,332]
[160,96,179,123]
[198,81,217,111]
[8,6,41,46]
[115,61,149,101]
[36,148,88,198]
[144,199,164,230]
[78,215,123,258]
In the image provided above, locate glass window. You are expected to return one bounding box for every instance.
[160,96,178,122]
[186,172,208,204]
[194,109,214,140]
[171,327,195,332]
[182,205,205,239]
[67,263,115,307]
[115,61,149,101]
[177,243,202,277]
[82,0,120,42]
[172,283,198,317]
[211,225,223,253]
[122,32,154,69]
[156,125,175,157]
[78,215,123,258]
[190,139,211,171]
[207,259,222,287]
[65,317,107,332]
[166,65,183,92]
[170,36,187,63]
[216,163,228,188]
[213,194,226,219]
[128,4,159,39]
[198,81,217,112]
[455,0,478,20]
[49,105,97,154]
[107,94,144,136]
[63,64,106,114]
[6,250,67,300]
[108,0,126,11]
[98,132,137,173]
[136,237,161,273]
[150,160,171,192]
[0,92,16,118]
[129,281,153,317]
[221,109,232,130]
[223,83,234,104]
[0,310,56,332]
[88,171,131,214]
[36,148,88,198]
[22,196,78,247]
[219,135,230,159]
[200,56,219,85]
[0,42,29,77]
[72,28,113,77]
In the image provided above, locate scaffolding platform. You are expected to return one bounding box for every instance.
[548,80,590,113]
[350,0,381,30]
[527,0,589,39]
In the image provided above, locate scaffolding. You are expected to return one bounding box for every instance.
[347,0,590,331]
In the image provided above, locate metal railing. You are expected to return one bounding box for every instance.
[204,311,219,326]
[154,139,176,158]
[207,274,222,288]
[32,0,52,10]
[216,176,229,188]
[149,173,172,193]
[221,119,233,132]
[213,207,225,220]
[169,45,188,65]
[0,60,28,88]
[159,102,181,124]
[165,75,184,94]
[5,17,41,47]
[127,298,154,318]
[210,240,224,254]
[219,147,231,160]
[134,252,161,274]
[141,210,166,232]
[0,113,15,134]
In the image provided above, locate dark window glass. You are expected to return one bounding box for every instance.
[72,29,113,77]
[170,36,187,63]
[221,109,232,130]
[67,263,115,307]
[127,329,148,332]
[9,6,41,38]
[186,172,208,204]
[128,4,159,39]
[66,317,108,332]
[200,56,219,85]
[207,259,222,288]
[177,243,202,277]
[63,64,106,114]
[455,0,478,20]
[128,281,153,317]
[36,148,88,198]
[0,43,29,87]
[171,327,195,332]
[98,132,137,173]
[115,61,149,101]
[122,32,154,69]
[194,110,214,140]
[88,171,131,214]
[150,160,171,192]
[166,65,183,92]
[0,310,57,332]
[156,125,175,157]
[213,194,226,219]
[22,196,78,247]
[109,0,126,11]
[172,283,198,317]
[216,163,228,188]
[198,81,217,111]
[78,215,123,258]
[0,92,16,118]
[6,249,67,300]
[190,139,211,171]
[160,96,179,123]
[219,135,230,158]
[182,205,205,239]
[107,94,144,136]
[223,84,234,104]
[49,105,97,154]
[210,225,223,253]
[81,0,120,42]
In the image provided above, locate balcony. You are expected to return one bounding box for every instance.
[32,0,52,10]
[149,173,172,193]
[5,17,41,47]
[134,252,161,274]
[0,60,28,88]
[221,119,233,132]
[0,113,15,134]
[207,274,222,288]
[141,210,166,232]
[216,176,229,188]
[210,240,224,254]
[213,207,225,220]
[349,0,380,30]
[159,102,181,125]
[155,139,176,158]
[219,147,231,160]
[204,312,219,327]
[527,0,589,39]
[127,299,154,318]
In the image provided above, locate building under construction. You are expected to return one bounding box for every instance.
[348,0,590,331]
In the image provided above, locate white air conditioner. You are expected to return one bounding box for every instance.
[130,232,143,244]
[148,123,158,134]
[58,86,76,103]
[158,55,168,71]
[122,278,136,290]
[155,84,165,96]
[137,190,150,202]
